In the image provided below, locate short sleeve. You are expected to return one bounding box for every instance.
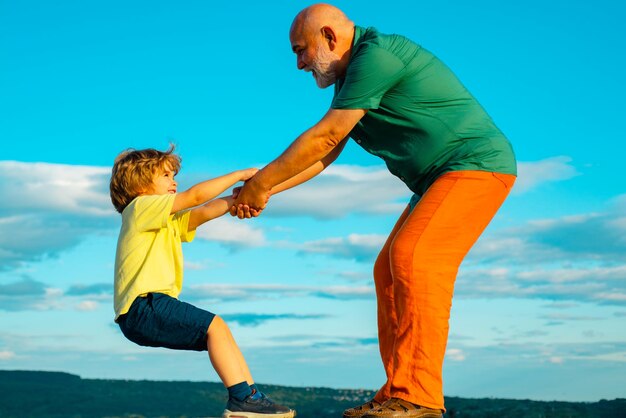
[175,210,196,243]
[127,194,175,232]
[332,44,406,110]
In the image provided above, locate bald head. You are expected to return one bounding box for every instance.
[289,4,355,88]
[290,3,354,38]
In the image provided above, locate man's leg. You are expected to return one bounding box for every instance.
[373,206,411,402]
[386,171,515,410]
[343,207,411,418]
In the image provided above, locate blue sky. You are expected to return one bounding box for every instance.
[1,0,625,403]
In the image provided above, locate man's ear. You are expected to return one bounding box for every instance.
[321,26,337,50]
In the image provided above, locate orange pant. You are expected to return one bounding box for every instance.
[373,170,516,410]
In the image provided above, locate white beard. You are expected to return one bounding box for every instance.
[309,45,340,89]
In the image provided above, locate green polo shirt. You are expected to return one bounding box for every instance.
[332,26,516,196]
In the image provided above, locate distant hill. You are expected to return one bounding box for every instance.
[0,370,624,418]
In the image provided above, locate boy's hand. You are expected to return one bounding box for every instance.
[239,168,259,182]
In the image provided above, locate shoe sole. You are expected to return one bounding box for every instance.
[222,409,296,418]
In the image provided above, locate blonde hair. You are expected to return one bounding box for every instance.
[109,144,182,213]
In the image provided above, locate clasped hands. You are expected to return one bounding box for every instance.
[229,170,270,219]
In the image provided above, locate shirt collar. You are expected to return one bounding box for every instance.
[350,26,366,58]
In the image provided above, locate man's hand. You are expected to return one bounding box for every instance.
[229,175,270,219]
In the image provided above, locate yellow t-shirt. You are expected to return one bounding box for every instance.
[113,194,196,320]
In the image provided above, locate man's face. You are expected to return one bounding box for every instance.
[291,30,341,89]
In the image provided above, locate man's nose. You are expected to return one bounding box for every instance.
[297,55,306,70]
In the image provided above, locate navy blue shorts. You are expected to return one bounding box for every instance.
[117,293,215,351]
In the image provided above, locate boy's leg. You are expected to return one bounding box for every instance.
[208,316,295,417]
[117,293,215,351]
[118,296,255,393]
[207,315,253,387]
[117,294,294,415]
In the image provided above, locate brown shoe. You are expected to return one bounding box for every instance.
[343,399,384,418]
[361,398,442,418]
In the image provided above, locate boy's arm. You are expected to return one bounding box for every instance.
[172,168,257,214]
[187,196,234,230]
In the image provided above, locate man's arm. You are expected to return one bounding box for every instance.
[172,168,257,214]
[233,108,365,215]
[270,137,348,195]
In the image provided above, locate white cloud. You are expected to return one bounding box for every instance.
[0,278,111,312]
[457,197,626,305]
[470,222,624,267]
[514,156,580,194]
[299,233,387,262]
[0,351,16,360]
[195,216,266,248]
[455,264,626,305]
[183,259,227,271]
[335,271,372,282]
[595,292,626,302]
[446,348,467,361]
[76,300,99,311]
[183,283,375,302]
[516,265,626,284]
[0,161,117,270]
[0,278,50,311]
[0,161,112,216]
[266,165,409,219]
[539,313,602,322]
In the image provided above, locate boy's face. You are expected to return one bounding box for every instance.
[145,166,178,196]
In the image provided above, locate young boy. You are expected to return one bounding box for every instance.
[109,145,295,418]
